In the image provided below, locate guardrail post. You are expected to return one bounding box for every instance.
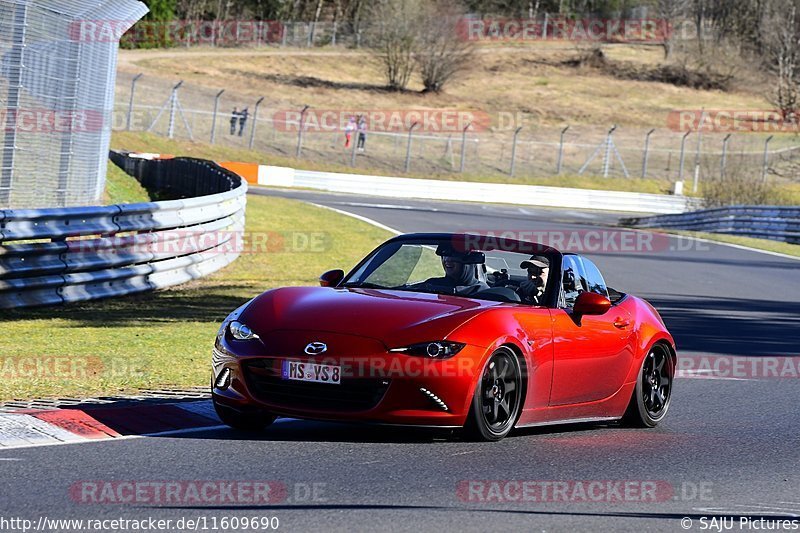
[126,73,143,131]
[556,125,569,174]
[405,122,419,173]
[762,135,774,183]
[210,89,225,144]
[249,97,265,150]
[678,131,690,182]
[720,133,732,179]
[510,126,523,177]
[459,123,471,173]
[642,128,655,179]
[295,105,310,157]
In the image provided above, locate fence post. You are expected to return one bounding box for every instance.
[678,131,690,182]
[332,20,337,46]
[405,122,419,173]
[126,73,143,131]
[167,81,183,139]
[602,125,617,178]
[459,123,471,173]
[641,128,655,179]
[720,133,732,179]
[556,125,569,174]
[210,89,225,144]
[692,109,705,193]
[542,13,549,39]
[249,97,265,150]
[296,105,310,157]
[350,120,359,167]
[510,127,523,177]
[762,135,774,183]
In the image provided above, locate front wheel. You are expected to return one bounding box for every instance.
[623,344,674,428]
[213,399,276,432]
[464,347,523,441]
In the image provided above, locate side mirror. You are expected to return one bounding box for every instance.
[319,269,345,288]
[573,292,612,317]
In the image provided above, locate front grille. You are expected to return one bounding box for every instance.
[241,359,390,413]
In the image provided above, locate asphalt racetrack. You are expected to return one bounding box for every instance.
[1,190,798,532]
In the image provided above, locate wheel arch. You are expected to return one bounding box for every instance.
[499,342,529,420]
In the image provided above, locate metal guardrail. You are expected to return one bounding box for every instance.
[620,206,800,244]
[0,153,247,309]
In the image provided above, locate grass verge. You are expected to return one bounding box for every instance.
[0,195,391,401]
[103,160,152,204]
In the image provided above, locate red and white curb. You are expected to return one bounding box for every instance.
[0,400,223,450]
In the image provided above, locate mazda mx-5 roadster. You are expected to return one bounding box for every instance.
[211,233,676,441]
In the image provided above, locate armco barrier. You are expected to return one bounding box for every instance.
[621,206,800,244]
[241,165,700,214]
[0,153,247,309]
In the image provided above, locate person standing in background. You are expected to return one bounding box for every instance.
[238,108,249,137]
[344,116,356,148]
[230,107,239,135]
[357,116,367,152]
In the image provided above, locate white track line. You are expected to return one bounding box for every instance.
[309,202,401,235]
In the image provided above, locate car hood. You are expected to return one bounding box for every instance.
[239,286,500,347]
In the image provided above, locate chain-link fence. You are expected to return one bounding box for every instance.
[114,74,800,191]
[0,0,147,209]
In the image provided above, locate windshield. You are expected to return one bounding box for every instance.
[343,237,558,305]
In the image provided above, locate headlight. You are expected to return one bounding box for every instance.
[229,321,260,341]
[389,341,466,359]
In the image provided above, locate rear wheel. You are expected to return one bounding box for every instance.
[213,399,276,432]
[465,347,523,441]
[623,344,674,428]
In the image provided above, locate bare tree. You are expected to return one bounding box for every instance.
[764,2,800,121]
[656,0,688,59]
[415,0,475,93]
[367,0,421,91]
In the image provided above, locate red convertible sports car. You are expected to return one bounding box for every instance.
[211,233,676,441]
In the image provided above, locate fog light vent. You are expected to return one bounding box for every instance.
[215,368,232,390]
[420,387,449,411]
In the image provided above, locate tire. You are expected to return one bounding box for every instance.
[213,398,276,432]
[464,347,524,441]
[623,344,674,428]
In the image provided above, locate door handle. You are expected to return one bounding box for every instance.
[613,318,631,329]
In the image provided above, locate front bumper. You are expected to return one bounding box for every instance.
[211,334,486,427]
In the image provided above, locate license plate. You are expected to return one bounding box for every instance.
[282,360,341,385]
